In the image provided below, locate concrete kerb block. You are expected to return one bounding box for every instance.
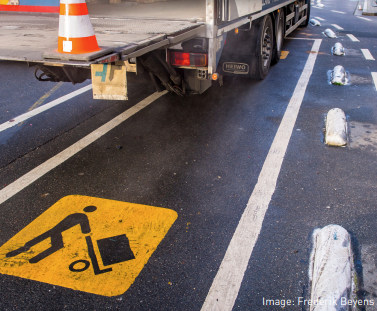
[323,29,338,38]
[309,225,355,310]
[310,18,321,26]
[325,108,347,146]
[331,65,347,85]
[332,43,345,56]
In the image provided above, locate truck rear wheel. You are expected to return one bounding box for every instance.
[271,10,284,65]
[301,0,311,27]
[255,14,274,80]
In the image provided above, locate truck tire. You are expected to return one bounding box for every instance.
[271,10,284,65]
[255,14,274,80]
[301,0,311,27]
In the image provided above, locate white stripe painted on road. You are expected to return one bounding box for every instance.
[346,34,360,42]
[331,10,346,14]
[361,49,375,60]
[356,16,372,21]
[315,16,325,21]
[0,84,92,133]
[200,39,322,311]
[285,38,318,40]
[331,24,344,30]
[0,91,167,205]
[372,73,377,90]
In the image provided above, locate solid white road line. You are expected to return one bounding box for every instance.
[0,84,92,133]
[357,16,372,21]
[315,16,325,21]
[331,10,346,14]
[331,24,344,30]
[0,91,167,205]
[372,73,377,90]
[361,49,375,60]
[200,39,322,311]
[285,38,319,40]
[346,34,360,42]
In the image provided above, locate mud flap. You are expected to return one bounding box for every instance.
[91,61,135,100]
[218,53,259,78]
[217,20,261,78]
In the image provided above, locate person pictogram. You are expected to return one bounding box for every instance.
[6,205,135,275]
[7,206,97,263]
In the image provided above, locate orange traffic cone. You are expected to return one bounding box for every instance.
[43,0,112,61]
[58,0,100,54]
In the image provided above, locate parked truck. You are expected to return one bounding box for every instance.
[0,0,310,100]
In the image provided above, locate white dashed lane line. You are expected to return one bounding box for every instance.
[356,16,372,21]
[361,49,375,60]
[0,91,168,205]
[315,17,325,21]
[0,84,92,133]
[331,10,346,14]
[347,34,360,42]
[200,39,322,311]
[331,24,344,30]
[372,73,377,90]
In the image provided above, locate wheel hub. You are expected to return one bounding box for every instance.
[262,27,272,67]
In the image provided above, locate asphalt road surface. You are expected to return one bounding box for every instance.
[1,0,377,310]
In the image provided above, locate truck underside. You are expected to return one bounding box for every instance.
[0,0,310,99]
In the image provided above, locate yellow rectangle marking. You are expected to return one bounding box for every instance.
[280,51,289,59]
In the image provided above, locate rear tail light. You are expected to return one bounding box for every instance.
[96,53,120,64]
[169,52,208,67]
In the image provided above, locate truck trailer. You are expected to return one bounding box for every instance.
[0,0,310,100]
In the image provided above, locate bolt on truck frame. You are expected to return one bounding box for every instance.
[0,0,310,100]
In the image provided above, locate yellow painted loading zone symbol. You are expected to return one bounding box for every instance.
[0,195,177,296]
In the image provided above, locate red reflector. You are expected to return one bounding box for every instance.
[170,52,207,67]
[170,52,190,66]
[97,53,120,64]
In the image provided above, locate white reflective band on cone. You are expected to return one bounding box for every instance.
[58,15,95,38]
[60,0,86,4]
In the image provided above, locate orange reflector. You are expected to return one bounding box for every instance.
[212,73,218,81]
[170,52,208,67]
[235,28,239,34]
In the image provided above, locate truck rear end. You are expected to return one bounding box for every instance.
[0,0,310,99]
